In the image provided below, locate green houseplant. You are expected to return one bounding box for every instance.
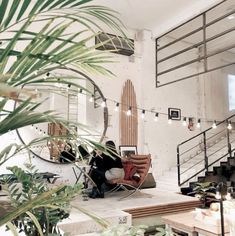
[4,164,82,236]
[0,0,130,234]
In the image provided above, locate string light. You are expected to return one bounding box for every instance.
[35,71,211,127]
[196,119,201,128]
[32,71,202,126]
[101,99,106,108]
[154,113,159,122]
[212,120,217,129]
[226,187,233,200]
[26,73,221,130]
[141,110,145,119]
[215,191,221,199]
[168,116,172,124]
[227,120,232,130]
[182,117,187,126]
[89,95,94,103]
[126,106,132,116]
[114,103,119,112]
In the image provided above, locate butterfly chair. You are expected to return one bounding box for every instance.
[107,154,151,200]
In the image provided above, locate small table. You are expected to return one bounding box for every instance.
[0,172,60,184]
[161,211,230,236]
[39,172,61,184]
[72,163,90,185]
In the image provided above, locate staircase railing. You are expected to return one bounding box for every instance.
[177,114,235,186]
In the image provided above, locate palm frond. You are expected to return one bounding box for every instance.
[0,184,65,226]
[0,0,128,232]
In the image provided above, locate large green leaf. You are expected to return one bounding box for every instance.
[0,185,65,226]
[0,0,128,233]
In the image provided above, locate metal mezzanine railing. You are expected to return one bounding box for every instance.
[177,113,235,187]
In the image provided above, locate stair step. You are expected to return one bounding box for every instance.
[158,132,234,190]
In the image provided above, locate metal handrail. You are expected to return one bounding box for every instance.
[177,113,235,186]
[178,114,235,147]
[179,149,235,186]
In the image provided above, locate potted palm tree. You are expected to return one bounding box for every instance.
[0,0,130,234]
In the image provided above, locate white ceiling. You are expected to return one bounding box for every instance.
[91,0,224,37]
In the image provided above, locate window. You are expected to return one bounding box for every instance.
[228,74,235,111]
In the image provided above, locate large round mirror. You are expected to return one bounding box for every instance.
[16,68,108,163]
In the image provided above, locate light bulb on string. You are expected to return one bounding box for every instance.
[89,95,94,103]
[114,103,119,112]
[226,187,233,200]
[182,117,187,126]
[101,99,106,108]
[30,125,34,129]
[141,110,145,119]
[67,84,71,92]
[39,129,42,135]
[126,106,132,116]
[196,119,201,128]
[215,191,221,200]
[227,120,232,130]
[168,116,172,124]
[226,192,232,200]
[154,113,159,122]
[212,120,217,129]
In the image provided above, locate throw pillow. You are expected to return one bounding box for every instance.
[122,161,137,180]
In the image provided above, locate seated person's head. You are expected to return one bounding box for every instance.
[105,140,116,150]
[105,140,118,156]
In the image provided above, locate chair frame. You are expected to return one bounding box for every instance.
[107,154,151,200]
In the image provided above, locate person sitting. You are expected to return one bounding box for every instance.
[88,140,124,198]
[78,144,91,161]
[59,143,76,163]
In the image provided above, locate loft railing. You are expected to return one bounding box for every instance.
[155,0,235,88]
[177,113,235,186]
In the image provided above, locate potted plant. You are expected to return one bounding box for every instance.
[3,163,81,235]
[0,0,129,234]
[188,182,216,208]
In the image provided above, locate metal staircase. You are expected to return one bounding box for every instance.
[156,114,235,192]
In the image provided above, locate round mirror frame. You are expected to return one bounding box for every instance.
[16,68,108,164]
